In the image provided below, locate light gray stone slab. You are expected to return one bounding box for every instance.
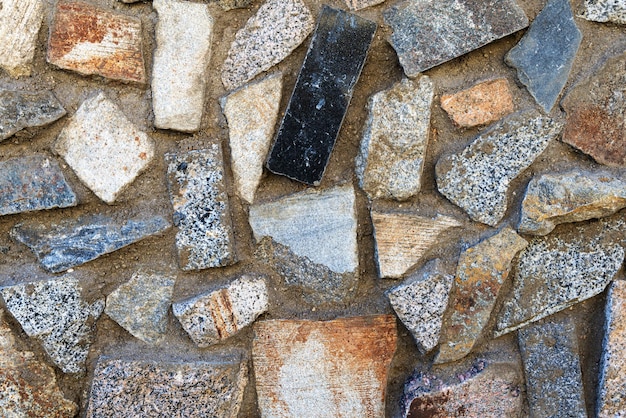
[0,0,44,77]
[582,0,626,24]
[0,90,66,141]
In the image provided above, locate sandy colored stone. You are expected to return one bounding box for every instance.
[344,0,385,10]
[0,89,66,141]
[0,0,44,77]
[582,0,626,24]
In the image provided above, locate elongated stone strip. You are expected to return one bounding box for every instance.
[0,90,66,141]
[0,0,44,77]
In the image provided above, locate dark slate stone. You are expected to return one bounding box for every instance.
[0,155,77,216]
[266,6,376,185]
[0,90,66,141]
[505,0,582,113]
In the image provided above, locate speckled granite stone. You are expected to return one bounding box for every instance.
[0,89,66,141]
[582,0,626,24]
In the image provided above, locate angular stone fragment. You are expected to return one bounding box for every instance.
[152,0,213,132]
[582,0,626,24]
[86,353,248,418]
[505,0,581,113]
[344,0,385,11]
[0,276,104,374]
[266,7,377,185]
[173,275,268,347]
[221,0,314,91]
[165,146,236,270]
[249,184,357,274]
[105,271,175,345]
[47,0,146,83]
[0,0,44,77]
[435,228,528,364]
[221,73,283,204]
[436,110,562,226]
[519,169,626,236]
[355,76,434,201]
[384,0,528,77]
[0,155,77,216]
[11,214,170,273]
[254,316,397,418]
[440,78,515,128]
[0,90,66,141]
[55,92,155,204]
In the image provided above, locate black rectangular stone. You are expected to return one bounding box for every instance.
[266,6,376,185]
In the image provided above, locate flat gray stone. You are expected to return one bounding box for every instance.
[505,0,582,113]
[436,110,562,226]
[0,0,44,77]
[0,90,66,141]
[582,0,626,24]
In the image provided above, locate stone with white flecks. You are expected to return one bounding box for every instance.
[0,0,44,77]
[582,0,626,24]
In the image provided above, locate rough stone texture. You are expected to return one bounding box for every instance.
[355,76,434,201]
[165,145,236,270]
[105,271,175,345]
[582,0,626,24]
[384,0,528,77]
[387,260,454,354]
[435,228,528,364]
[0,0,44,77]
[253,316,397,418]
[213,0,253,11]
[152,0,213,132]
[86,354,248,418]
[221,73,283,204]
[0,276,104,374]
[518,317,587,418]
[0,89,66,141]
[0,309,78,417]
[440,78,515,128]
[249,184,357,274]
[436,110,562,226]
[221,0,314,91]
[505,0,581,113]
[173,275,268,347]
[0,155,77,216]
[47,0,146,83]
[11,214,170,273]
[344,0,385,11]
[518,169,626,236]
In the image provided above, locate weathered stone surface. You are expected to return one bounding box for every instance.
[0,155,77,216]
[440,78,515,128]
[0,0,44,77]
[436,228,528,364]
[221,0,314,91]
[387,260,454,354]
[371,210,461,279]
[152,0,213,132]
[11,214,170,273]
[0,276,104,374]
[165,145,236,270]
[47,0,146,83]
[436,110,562,226]
[173,275,268,347]
[384,0,528,77]
[0,90,66,141]
[519,169,626,236]
[105,271,175,345]
[355,76,433,201]
[86,353,248,418]
[267,7,377,185]
[253,316,397,418]
[582,0,626,24]
[518,317,587,417]
[221,73,283,204]
[344,0,385,11]
[249,184,357,274]
[55,92,155,204]
[213,0,253,10]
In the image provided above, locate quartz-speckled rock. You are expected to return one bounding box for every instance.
[0,276,104,374]
[436,110,562,226]
[0,90,66,141]
[355,76,433,201]
[173,275,268,347]
[582,0,626,24]
[0,0,44,77]
[344,0,385,11]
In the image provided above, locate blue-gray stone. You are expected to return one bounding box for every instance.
[0,90,66,141]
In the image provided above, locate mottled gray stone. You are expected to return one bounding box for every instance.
[0,0,44,77]
[505,0,582,113]
[11,214,170,273]
[0,90,66,141]
[436,110,562,226]
[0,276,104,374]
[165,145,236,270]
[582,0,626,24]
[384,0,528,77]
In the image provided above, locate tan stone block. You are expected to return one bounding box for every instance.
[0,0,44,77]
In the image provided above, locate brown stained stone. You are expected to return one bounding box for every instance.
[253,315,397,417]
[47,0,146,83]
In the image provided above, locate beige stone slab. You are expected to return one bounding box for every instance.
[0,0,44,77]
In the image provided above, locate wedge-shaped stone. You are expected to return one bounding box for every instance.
[384,0,528,77]
[253,316,397,418]
[0,0,44,77]
[266,7,377,185]
[47,0,146,83]
[221,0,314,91]
[0,90,66,141]
[86,353,248,418]
[165,145,236,270]
[436,110,562,226]
[582,0,626,24]
[355,76,433,201]
[221,73,283,204]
